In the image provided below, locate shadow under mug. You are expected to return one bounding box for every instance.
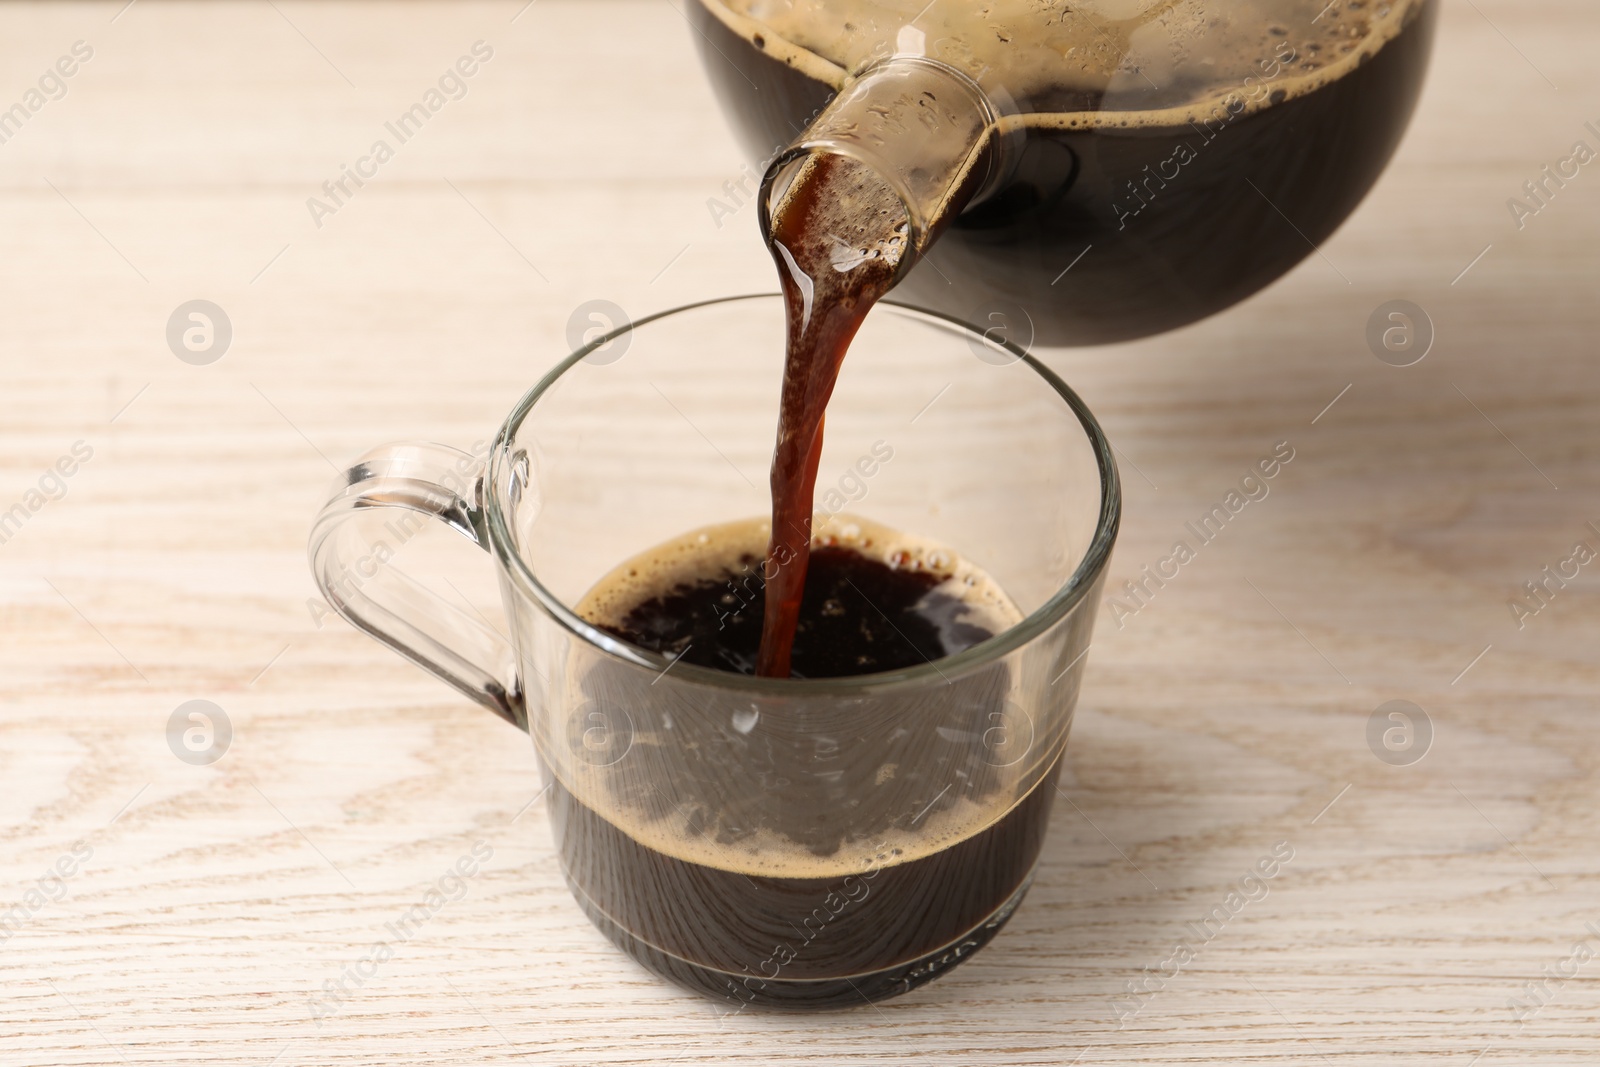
[308,294,1120,1010]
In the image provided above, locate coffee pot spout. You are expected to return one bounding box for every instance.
[758,50,1008,281]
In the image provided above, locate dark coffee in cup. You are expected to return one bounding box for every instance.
[558,517,1057,1008]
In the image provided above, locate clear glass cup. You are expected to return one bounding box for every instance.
[308,294,1120,1009]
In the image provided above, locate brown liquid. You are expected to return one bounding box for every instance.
[593,538,1003,679]
[566,519,1050,1009]
[552,759,1060,1010]
[757,153,911,677]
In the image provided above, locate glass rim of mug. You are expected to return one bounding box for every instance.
[484,292,1121,696]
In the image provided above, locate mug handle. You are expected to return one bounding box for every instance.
[308,442,525,730]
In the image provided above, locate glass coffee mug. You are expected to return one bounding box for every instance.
[308,294,1119,1009]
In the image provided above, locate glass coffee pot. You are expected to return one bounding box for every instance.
[691,0,1438,344]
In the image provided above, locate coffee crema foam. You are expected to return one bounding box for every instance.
[700,0,1428,131]
[576,513,1022,639]
[563,514,1033,879]
[560,776,1027,880]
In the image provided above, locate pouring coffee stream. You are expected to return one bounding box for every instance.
[754,58,999,676]
[738,0,1438,672]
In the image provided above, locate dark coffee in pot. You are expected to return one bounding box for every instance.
[692,0,1438,344]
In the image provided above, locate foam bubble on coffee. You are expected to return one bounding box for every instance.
[576,513,1021,643]
[702,0,1428,129]
[559,774,1032,880]
[566,514,1033,879]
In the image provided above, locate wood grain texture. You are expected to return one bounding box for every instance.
[1,1,1598,1063]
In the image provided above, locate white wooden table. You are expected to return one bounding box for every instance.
[1,1,1597,1063]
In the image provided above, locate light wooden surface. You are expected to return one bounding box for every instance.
[1,1,1598,1063]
